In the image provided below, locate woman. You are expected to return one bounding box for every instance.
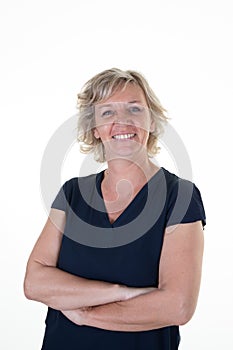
[24,68,206,349]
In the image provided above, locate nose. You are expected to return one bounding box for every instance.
[114,115,133,127]
[113,104,133,125]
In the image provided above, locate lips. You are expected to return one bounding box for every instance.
[112,133,136,140]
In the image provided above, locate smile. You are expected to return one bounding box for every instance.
[112,133,136,140]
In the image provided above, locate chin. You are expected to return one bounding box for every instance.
[106,145,145,161]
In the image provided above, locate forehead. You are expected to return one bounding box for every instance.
[96,83,147,105]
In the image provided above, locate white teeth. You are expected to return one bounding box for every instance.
[113,133,135,140]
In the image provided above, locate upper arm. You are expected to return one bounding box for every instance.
[159,221,204,322]
[26,208,66,269]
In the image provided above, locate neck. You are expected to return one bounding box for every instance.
[104,157,159,187]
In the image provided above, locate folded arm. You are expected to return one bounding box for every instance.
[63,221,204,331]
[24,209,155,311]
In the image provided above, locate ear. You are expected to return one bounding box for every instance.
[93,128,100,139]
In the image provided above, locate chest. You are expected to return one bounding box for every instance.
[60,171,168,286]
[101,183,145,224]
[58,223,164,288]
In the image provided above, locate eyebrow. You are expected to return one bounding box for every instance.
[96,104,113,110]
[96,100,142,109]
[128,100,141,104]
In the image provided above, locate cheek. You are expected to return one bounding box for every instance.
[95,115,112,129]
[136,119,152,134]
[94,124,111,140]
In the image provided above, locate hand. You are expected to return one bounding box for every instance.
[123,286,157,301]
[62,307,91,326]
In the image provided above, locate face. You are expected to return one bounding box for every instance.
[93,84,155,161]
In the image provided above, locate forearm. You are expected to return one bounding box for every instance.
[24,263,125,310]
[76,222,203,332]
[82,288,186,332]
[24,263,155,311]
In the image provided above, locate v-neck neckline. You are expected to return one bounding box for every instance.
[96,167,163,227]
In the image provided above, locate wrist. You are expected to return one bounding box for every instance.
[62,308,89,326]
[117,284,130,301]
[81,306,93,326]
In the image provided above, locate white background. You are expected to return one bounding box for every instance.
[1,0,232,349]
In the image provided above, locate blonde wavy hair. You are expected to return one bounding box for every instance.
[77,68,168,162]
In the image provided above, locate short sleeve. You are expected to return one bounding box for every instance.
[166,179,206,228]
[51,183,67,212]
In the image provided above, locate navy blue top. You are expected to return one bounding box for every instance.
[41,167,206,350]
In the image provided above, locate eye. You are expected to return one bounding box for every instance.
[101,110,115,117]
[128,105,144,114]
